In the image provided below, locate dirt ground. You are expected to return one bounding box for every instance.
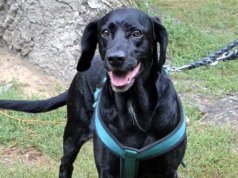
[180,93,238,126]
[0,47,237,168]
[0,47,67,97]
[0,145,52,168]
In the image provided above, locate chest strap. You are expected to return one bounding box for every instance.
[93,88,186,178]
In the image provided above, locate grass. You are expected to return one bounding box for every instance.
[180,124,238,177]
[0,0,238,177]
[151,0,238,96]
[0,84,97,178]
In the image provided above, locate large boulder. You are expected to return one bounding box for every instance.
[0,0,134,80]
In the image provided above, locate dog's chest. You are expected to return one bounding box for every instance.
[98,85,177,149]
[102,103,160,149]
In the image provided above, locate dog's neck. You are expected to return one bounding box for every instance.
[109,69,159,131]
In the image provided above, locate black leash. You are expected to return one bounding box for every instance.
[165,39,238,72]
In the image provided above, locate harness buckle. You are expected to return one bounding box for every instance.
[124,149,138,159]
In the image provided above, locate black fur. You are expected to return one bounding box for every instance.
[0,8,186,178]
[0,91,67,113]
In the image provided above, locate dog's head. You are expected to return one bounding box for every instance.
[77,8,168,92]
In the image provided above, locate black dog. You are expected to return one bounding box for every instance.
[0,8,186,178]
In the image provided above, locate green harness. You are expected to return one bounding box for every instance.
[93,76,186,178]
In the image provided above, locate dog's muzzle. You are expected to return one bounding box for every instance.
[108,63,141,92]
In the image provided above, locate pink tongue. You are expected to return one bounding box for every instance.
[108,63,141,87]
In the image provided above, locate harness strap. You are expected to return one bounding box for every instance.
[121,155,139,178]
[94,89,186,178]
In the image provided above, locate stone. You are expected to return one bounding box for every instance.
[0,0,135,81]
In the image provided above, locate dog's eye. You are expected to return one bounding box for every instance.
[132,29,143,38]
[101,29,110,38]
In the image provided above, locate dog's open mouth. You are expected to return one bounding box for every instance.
[108,63,141,92]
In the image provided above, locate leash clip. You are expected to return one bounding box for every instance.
[211,50,237,66]
[164,65,189,72]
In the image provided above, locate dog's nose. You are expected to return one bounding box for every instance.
[107,51,126,66]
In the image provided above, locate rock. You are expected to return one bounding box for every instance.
[202,94,238,125]
[0,0,135,81]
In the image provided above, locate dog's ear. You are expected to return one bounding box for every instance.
[152,17,168,70]
[77,20,98,71]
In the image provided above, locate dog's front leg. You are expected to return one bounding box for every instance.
[59,77,94,178]
[94,137,120,178]
[59,120,92,178]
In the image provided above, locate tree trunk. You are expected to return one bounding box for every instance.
[0,0,135,80]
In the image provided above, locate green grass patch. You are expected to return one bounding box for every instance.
[0,142,96,178]
[0,84,65,158]
[0,84,97,178]
[149,0,238,96]
[180,124,238,177]
[0,159,58,178]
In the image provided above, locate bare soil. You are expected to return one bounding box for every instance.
[181,93,238,126]
[0,146,52,168]
[0,47,66,97]
[198,94,238,125]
